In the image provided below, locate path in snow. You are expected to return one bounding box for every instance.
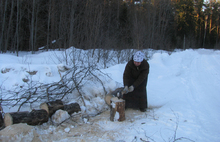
[33,108,161,142]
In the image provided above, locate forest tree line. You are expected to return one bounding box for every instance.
[0,0,220,54]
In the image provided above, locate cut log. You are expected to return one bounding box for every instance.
[27,109,49,125]
[110,97,125,122]
[105,93,113,106]
[64,103,81,115]
[40,100,64,117]
[0,112,4,128]
[40,100,81,117]
[4,111,28,126]
[0,106,4,128]
[4,109,48,127]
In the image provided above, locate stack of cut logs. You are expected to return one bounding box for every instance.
[0,100,81,128]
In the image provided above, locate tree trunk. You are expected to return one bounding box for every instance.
[216,15,219,48]
[16,0,20,56]
[203,15,208,48]
[30,0,35,53]
[110,97,125,122]
[5,0,14,52]
[4,109,48,127]
[46,0,51,51]
[68,1,75,48]
[0,0,8,52]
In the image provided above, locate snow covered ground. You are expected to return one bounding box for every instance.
[0,48,220,142]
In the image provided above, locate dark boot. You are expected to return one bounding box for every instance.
[139,108,146,112]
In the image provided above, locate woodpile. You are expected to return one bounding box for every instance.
[0,100,81,128]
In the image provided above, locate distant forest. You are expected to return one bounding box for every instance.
[0,0,220,54]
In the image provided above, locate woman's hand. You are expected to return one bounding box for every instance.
[128,85,134,92]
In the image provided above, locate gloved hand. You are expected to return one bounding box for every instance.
[128,85,134,92]
[122,86,129,94]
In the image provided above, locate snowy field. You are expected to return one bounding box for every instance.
[0,48,220,142]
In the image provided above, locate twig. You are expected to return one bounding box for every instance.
[140,138,150,142]
[170,109,195,142]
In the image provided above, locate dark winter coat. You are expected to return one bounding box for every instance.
[123,59,149,109]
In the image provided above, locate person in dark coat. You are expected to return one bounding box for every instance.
[122,51,149,112]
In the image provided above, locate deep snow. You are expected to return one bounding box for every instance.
[0,48,220,142]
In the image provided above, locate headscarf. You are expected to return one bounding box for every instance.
[133,51,144,62]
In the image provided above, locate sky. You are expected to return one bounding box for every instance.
[0,48,220,142]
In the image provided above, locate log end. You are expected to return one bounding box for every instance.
[40,103,49,114]
[105,93,113,106]
[4,113,13,127]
